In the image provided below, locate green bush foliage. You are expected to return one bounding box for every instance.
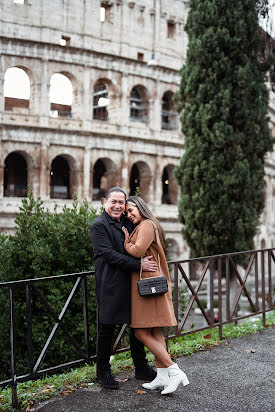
[0,192,100,381]
[175,0,274,263]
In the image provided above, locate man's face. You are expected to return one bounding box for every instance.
[104,192,126,220]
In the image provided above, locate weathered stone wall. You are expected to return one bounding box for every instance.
[0,0,274,259]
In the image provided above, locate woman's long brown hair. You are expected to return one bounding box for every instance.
[126,196,166,254]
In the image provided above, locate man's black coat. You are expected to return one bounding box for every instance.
[90,211,140,324]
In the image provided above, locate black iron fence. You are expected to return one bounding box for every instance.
[168,247,275,340]
[112,248,275,352]
[1,248,275,408]
[0,271,95,409]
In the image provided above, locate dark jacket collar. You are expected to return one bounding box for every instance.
[103,209,123,224]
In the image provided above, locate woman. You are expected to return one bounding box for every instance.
[122,196,189,395]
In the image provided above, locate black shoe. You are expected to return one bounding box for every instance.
[135,364,157,380]
[97,370,119,389]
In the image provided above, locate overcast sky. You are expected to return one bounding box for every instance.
[259,2,275,38]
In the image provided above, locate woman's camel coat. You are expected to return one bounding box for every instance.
[124,219,177,328]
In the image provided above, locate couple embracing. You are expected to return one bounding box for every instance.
[90,187,189,395]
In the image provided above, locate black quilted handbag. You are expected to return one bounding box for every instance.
[137,275,168,296]
[137,222,168,297]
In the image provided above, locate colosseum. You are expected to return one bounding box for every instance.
[0,0,274,259]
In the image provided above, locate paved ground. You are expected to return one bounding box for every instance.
[36,326,275,412]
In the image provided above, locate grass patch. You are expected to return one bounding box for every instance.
[1,311,275,411]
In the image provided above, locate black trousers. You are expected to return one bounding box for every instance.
[97,323,147,375]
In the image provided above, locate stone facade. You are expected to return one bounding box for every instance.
[0,0,274,259]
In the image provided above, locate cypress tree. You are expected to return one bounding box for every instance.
[175,0,274,259]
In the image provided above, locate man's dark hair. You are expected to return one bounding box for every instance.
[105,187,127,200]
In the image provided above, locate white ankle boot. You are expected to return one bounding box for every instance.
[161,363,189,395]
[142,368,169,390]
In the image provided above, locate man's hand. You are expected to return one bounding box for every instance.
[142,256,157,272]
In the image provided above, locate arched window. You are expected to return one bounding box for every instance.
[161,91,177,130]
[50,156,70,199]
[129,161,151,202]
[93,83,108,121]
[129,164,140,196]
[93,159,107,200]
[130,86,148,122]
[92,158,117,200]
[4,152,28,197]
[162,165,178,204]
[50,73,73,118]
[4,67,30,112]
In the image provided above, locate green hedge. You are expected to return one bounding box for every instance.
[0,192,100,381]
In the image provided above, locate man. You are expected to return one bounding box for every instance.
[90,187,158,390]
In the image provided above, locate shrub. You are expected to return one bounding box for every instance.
[0,192,100,381]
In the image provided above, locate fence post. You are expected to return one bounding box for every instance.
[225,256,230,322]
[173,263,179,336]
[255,252,259,312]
[218,257,223,339]
[261,250,266,327]
[208,260,214,326]
[26,282,34,375]
[9,286,19,409]
[82,275,90,362]
[268,250,272,309]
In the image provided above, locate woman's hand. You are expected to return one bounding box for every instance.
[122,226,129,239]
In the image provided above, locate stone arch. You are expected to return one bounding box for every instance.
[167,238,180,262]
[49,72,74,118]
[92,77,119,97]
[161,164,178,204]
[61,71,80,115]
[129,85,149,123]
[161,90,178,130]
[129,161,151,202]
[92,77,120,122]
[4,151,31,197]
[50,154,78,199]
[92,157,118,200]
[93,79,109,121]
[4,66,31,112]
[260,238,266,249]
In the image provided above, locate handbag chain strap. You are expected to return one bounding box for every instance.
[139,221,162,280]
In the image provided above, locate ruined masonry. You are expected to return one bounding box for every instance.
[0,0,274,259]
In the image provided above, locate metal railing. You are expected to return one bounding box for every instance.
[1,248,275,408]
[169,247,275,340]
[113,248,275,350]
[0,271,94,408]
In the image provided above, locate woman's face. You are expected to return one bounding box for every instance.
[125,204,144,225]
